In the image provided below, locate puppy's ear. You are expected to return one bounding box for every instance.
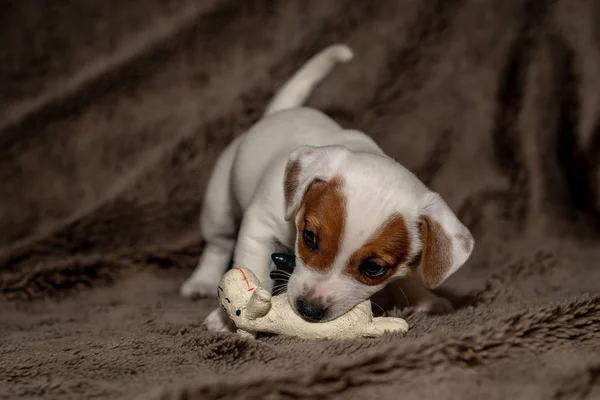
[417,192,474,289]
[283,145,349,221]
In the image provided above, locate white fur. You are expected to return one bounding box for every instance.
[180,44,474,331]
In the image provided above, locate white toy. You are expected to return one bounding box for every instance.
[217,266,409,340]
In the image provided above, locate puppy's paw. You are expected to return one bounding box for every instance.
[415,296,454,315]
[180,277,217,299]
[203,308,235,333]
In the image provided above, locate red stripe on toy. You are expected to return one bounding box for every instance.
[234,268,254,292]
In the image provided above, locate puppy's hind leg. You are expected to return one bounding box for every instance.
[181,136,243,298]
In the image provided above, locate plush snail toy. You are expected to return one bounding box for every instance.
[216,254,409,340]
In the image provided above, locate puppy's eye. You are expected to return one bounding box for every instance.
[302,228,318,250]
[359,260,388,279]
[235,310,241,316]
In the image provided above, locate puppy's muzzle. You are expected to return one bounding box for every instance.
[296,297,327,321]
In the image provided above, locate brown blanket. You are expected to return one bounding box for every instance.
[1,0,600,399]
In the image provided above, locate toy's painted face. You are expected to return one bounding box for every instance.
[217,285,243,319]
[217,268,259,321]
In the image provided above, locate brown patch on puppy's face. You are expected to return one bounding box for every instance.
[345,213,411,285]
[296,176,346,271]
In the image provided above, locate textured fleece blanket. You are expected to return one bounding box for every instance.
[1,0,600,399]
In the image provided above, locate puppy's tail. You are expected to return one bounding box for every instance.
[264,44,354,116]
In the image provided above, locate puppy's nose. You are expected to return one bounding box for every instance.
[295,298,327,321]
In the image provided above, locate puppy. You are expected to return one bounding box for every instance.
[181,44,474,331]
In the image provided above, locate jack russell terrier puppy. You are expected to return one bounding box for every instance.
[181,44,474,331]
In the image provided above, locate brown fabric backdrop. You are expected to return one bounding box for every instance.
[1,0,600,399]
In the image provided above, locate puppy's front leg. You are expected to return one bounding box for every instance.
[203,211,276,332]
[230,211,277,290]
[204,307,236,332]
[390,273,454,314]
